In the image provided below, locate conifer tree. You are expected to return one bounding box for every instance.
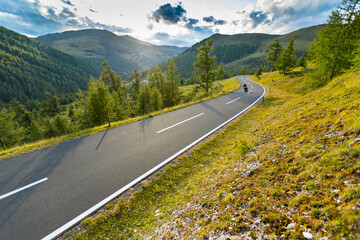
[193,39,216,93]
[249,68,255,75]
[150,88,163,111]
[266,39,283,71]
[100,61,122,93]
[87,79,114,126]
[216,63,230,80]
[232,68,237,77]
[351,40,360,70]
[152,66,165,92]
[10,99,32,131]
[0,108,25,150]
[137,85,152,115]
[297,53,307,71]
[275,39,297,74]
[166,58,181,83]
[130,69,141,95]
[255,66,263,79]
[239,66,247,75]
[40,93,60,117]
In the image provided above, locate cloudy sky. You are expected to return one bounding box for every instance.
[0,0,341,46]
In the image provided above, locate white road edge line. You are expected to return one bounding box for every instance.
[156,113,204,133]
[0,178,48,200]
[42,77,266,240]
[226,97,242,105]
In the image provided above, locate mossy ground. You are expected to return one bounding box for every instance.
[67,70,359,239]
[0,77,239,160]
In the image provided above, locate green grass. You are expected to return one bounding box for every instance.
[66,70,359,239]
[0,77,240,160]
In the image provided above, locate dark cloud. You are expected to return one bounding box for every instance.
[249,10,269,27]
[61,0,74,7]
[203,16,227,25]
[47,8,56,16]
[194,26,214,35]
[153,32,170,40]
[214,19,227,25]
[151,3,186,24]
[59,7,76,18]
[203,16,215,23]
[185,18,199,29]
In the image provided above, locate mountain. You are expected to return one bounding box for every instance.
[157,25,325,79]
[36,29,187,77]
[0,26,102,106]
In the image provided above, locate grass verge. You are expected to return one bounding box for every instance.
[65,70,359,239]
[0,77,240,160]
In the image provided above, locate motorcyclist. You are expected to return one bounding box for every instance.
[243,84,248,92]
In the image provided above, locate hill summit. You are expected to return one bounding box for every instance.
[36,29,187,76]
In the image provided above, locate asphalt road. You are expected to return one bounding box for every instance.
[0,76,265,240]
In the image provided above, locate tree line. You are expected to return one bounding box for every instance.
[0,47,237,151]
[263,0,360,86]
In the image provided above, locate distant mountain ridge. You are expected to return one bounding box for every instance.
[0,26,102,106]
[156,25,325,78]
[36,29,187,77]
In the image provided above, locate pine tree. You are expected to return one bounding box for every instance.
[255,66,263,79]
[351,40,360,70]
[266,39,283,71]
[130,69,141,95]
[216,63,230,80]
[275,39,297,74]
[137,85,152,115]
[249,68,255,75]
[239,66,247,75]
[150,88,163,111]
[52,114,69,136]
[297,52,308,71]
[152,66,165,92]
[232,68,237,77]
[10,99,32,131]
[163,59,180,107]
[0,108,25,150]
[193,39,216,93]
[100,61,122,93]
[40,93,60,117]
[166,58,181,83]
[87,79,114,126]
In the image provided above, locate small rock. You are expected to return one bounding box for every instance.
[303,232,313,239]
[253,219,261,225]
[286,223,295,230]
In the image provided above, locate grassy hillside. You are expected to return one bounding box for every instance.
[158,25,324,79]
[0,27,102,105]
[66,70,359,239]
[36,29,187,77]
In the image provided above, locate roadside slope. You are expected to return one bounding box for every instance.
[68,71,359,239]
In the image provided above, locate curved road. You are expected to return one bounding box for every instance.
[0,76,265,240]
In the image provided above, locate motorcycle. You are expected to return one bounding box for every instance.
[243,84,248,93]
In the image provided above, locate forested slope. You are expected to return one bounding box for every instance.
[0,27,102,105]
[157,25,324,79]
[36,29,187,76]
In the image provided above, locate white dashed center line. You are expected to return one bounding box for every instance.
[157,113,204,133]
